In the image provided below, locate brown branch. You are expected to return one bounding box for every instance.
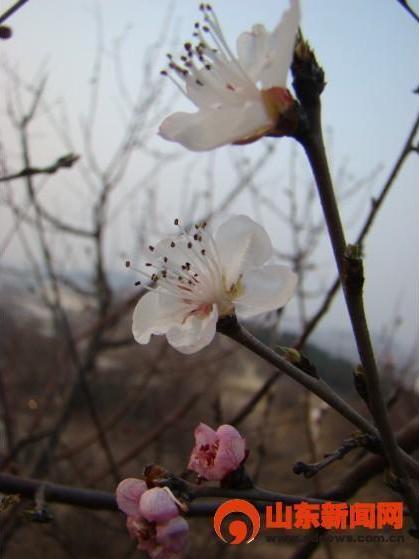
[396,0,419,23]
[290,415,419,558]
[0,153,79,182]
[0,418,416,535]
[217,316,419,478]
[0,472,226,517]
[0,0,30,25]
[16,88,120,486]
[170,479,328,506]
[219,317,378,432]
[0,473,117,511]
[0,472,197,515]
[296,110,419,349]
[0,474,324,517]
[293,433,379,478]
[292,41,419,527]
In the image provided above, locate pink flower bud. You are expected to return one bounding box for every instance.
[116,478,147,517]
[126,515,146,540]
[156,516,189,553]
[188,423,246,481]
[139,487,179,523]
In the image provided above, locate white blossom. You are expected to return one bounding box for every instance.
[132,215,297,354]
[159,0,300,151]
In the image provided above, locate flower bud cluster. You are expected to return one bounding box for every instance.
[116,479,189,559]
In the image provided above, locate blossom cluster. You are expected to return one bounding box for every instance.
[115,423,246,558]
[116,480,189,559]
[119,1,302,556]
[130,1,300,355]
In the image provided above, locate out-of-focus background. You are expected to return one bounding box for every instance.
[0,0,418,557]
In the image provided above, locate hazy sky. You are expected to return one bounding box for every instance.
[0,0,418,362]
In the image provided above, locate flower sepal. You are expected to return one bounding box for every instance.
[219,452,253,490]
[264,90,301,138]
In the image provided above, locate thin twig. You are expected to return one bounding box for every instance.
[183,483,328,505]
[396,0,419,23]
[0,0,30,25]
[16,86,120,485]
[0,473,117,511]
[217,316,419,477]
[290,415,419,558]
[0,417,417,530]
[0,153,79,182]
[293,433,378,478]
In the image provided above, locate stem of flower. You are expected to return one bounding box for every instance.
[187,484,327,505]
[294,83,419,526]
[217,316,419,480]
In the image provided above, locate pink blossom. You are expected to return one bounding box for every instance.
[156,517,189,553]
[126,515,149,540]
[127,516,188,559]
[116,479,189,558]
[188,423,246,481]
[116,478,147,517]
[139,487,180,523]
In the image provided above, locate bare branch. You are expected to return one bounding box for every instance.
[217,315,419,477]
[0,154,79,183]
[293,45,419,524]
[396,0,419,23]
[296,110,419,348]
[0,0,30,25]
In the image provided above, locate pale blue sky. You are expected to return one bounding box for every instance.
[0,0,418,362]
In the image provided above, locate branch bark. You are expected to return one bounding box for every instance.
[295,110,419,349]
[292,43,419,526]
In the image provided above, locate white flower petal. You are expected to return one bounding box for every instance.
[132,292,188,344]
[185,68,256,110]
[160,2,298,152]
[215,215,273,288]
[258,0,300,89]
[186,73,227,109]
[236,24,271,82]
[158,101,272,152]
[131,215,297,354]
[234,265,297,318]
[166,305,218,354]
